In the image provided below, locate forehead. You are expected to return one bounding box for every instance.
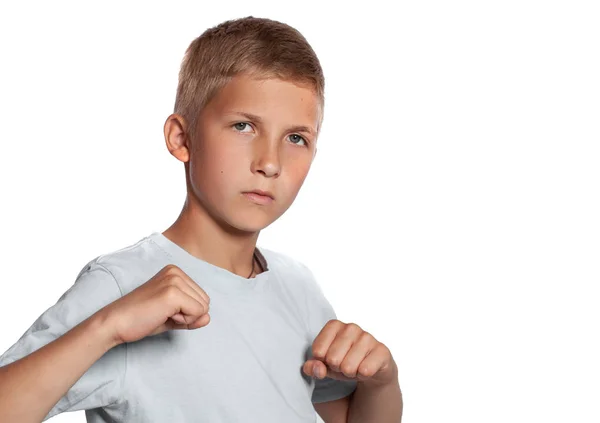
[208,73,320,128]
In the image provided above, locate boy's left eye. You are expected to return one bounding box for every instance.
[288,134,307,146]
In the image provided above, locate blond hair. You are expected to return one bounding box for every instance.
[173,16,325,140]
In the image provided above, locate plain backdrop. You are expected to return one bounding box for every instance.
[0,1,598,422]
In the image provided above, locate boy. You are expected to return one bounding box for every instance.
[0,16,402,423]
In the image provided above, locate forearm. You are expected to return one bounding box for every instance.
[347,376,403,423]
[0,310,118,423]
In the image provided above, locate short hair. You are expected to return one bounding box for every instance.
[173,16,325,140]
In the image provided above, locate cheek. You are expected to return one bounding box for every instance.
[194,145,246,189]
[283,160,312,194]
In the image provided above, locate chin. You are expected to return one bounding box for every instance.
[222,211,278,234]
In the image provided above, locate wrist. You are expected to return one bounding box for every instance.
[89,309,122,351]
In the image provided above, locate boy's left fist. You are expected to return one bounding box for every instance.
[302,319,397,387]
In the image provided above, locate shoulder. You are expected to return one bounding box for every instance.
[75,233,169,295]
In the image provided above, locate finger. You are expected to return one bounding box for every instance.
[339,331,377,378]
[163,285,207,323]
[189,313,210,328]
[304,360,332,380]
[323,324,363,373]
[174,270,211,305]
[303,359,322,378]
[172,311,210,326]
[167,275,210,315]
[168,269,211,306]
[172,283,209,318]
[313,360,329,379]
[356,343,389,379]
[311,320,344,361]
[171,313,190,324]
[169,312,210,330]
[310,360,355,382]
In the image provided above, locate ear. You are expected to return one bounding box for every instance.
[164,114,190,163]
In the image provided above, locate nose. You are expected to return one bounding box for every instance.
[251,139,281,178]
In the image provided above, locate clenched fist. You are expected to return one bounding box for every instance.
[100,264,211,346]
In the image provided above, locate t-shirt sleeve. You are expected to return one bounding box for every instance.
[300,263,358,404]
[0,261,127,421]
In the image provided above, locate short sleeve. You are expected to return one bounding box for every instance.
[0,261,127,421]
[300,263,358,404]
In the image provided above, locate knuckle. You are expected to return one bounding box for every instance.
[164,264,180,273]
[346,322,362,332]
[341,323,361,337]
[341,363,354,375]
[326,354,339,367]
[163,285,180,301]
[360,331,374,342]
[164,273,181,286]
[325,319,339,327]
[372,342,386,356]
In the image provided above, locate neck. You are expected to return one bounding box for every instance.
[162,194,260,278]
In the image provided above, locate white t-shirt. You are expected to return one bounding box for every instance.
[0,232,356,422]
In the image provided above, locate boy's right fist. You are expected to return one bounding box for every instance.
[100,264,211,346]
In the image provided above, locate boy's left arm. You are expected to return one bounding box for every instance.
[303,319,402,423]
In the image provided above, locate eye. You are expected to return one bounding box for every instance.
[288,134,307,146]
[232,122,253,132]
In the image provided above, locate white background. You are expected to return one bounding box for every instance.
[0,1,598,422]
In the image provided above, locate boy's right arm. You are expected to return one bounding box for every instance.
[0,309,118,423]
[0,262,210,423]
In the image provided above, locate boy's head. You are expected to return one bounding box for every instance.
[164,16,324,234]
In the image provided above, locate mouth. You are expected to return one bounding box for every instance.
[242,190,275,205]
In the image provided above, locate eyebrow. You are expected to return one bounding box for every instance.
[226,110,317,137]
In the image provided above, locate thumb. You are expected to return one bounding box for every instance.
[303,359,326,379]
[171,313,188,324]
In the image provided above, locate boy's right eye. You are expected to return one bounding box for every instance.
[233,122,252,132]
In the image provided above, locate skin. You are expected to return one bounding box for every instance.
[161,72,319,277]
[303,320,402,423]
[303,320,398,387]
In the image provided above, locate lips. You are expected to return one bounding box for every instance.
[246,189,274,200]
[242,190,275,205]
